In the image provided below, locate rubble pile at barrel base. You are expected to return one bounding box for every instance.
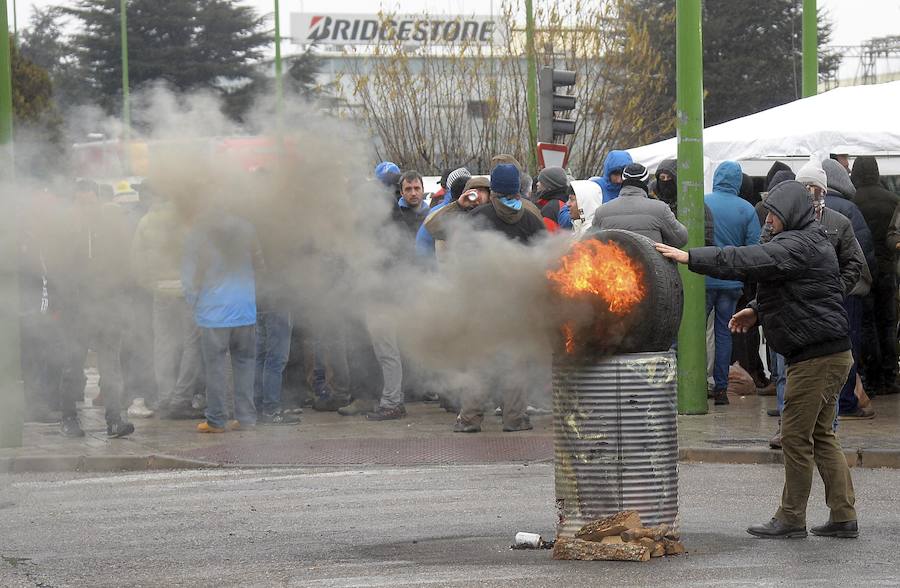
[553,511,685,562]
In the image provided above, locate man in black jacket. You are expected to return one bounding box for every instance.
[851,156,900,395]
[656,180,858,540]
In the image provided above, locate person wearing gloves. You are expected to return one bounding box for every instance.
[656,180,858,540]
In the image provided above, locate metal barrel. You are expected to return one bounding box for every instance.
[553,351,678,537]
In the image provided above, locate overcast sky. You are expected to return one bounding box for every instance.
[13,0,900,78]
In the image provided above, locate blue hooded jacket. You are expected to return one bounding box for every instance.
[592,150,633,203]
[182,212,261,328]
[703,161,762,290]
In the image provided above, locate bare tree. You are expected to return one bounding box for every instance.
[340,0,672,177]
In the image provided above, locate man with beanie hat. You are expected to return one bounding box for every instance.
[415,167,471,259]
[375,161,401,188]
[454,164,542,434]
[656,180,859,540]
[796,158,872,422]
[851,156,900,396]
[469,163,545,243]
[535,166,573,232]
[593,162,688,245]
[703,161,762,406]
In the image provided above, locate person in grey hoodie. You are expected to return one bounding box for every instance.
[592,163,688,246]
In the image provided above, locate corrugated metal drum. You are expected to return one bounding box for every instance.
[554,351,678,537]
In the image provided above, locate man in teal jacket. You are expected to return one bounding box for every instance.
[704,161,762,405]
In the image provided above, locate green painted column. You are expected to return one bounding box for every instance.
[524,0,538,173]
[802,0,817,97]
[120,0,130,141]
[273,0,283,125]
[0,0,24,448]
[675,0,708,415]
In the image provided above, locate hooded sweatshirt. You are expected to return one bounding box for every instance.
[689,180,850,364]
[182,211,264,329]
[653,157,716,246]
[821,159,876,272]
[593,150,633,204]
[851,156,900,274]
[703,161,762,290]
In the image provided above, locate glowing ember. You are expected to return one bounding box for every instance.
[548,240,646,314]
[562,322,576,354]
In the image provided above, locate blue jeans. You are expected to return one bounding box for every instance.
[254,309,293,414]
[200,325,257,429]
[706,288,742,393]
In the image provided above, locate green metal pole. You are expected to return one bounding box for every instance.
[120,0,130,142]
[524,0,538,173]
[274,0,283,125]
[802,0,817,97]
[0,0,24,448]
[675,0,708,415]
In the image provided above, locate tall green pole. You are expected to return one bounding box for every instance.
[273,0,283,125]
[120,0,130,142]
[524,0,538,172]
[675,0,708,415]
[801,0,817,97]
[0,0,24,448]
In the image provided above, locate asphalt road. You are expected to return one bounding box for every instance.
[2,463,899,587]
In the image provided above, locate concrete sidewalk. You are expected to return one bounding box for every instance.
[2,389,899,472]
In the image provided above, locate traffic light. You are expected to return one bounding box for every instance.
[538,67,577,143]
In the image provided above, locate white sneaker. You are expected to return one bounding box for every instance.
[127,398,154,419]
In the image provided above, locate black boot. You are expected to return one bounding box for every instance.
[810,519,858,538]
[747,518,807,539]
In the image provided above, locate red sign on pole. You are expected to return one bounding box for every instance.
[536,142,570,169]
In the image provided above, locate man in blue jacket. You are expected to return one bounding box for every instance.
[592,150,633,204]
[183,208,265,433]
[704,161,762,405]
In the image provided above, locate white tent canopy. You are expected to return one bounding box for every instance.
[627,80,900,177]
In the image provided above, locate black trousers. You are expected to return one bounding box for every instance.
[861,271,898,390]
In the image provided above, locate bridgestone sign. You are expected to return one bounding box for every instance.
[291,13,502,46]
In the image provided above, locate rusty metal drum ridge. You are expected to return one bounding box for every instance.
[554,351,678,537]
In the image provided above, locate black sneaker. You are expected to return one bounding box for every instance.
[106,420,135,438]
[60,416,85,438]
[259,410,301,425]
[366,405,407,421]
[714,389,730,405]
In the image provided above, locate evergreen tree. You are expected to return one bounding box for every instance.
[625,0,841,137]
[63,0,270,115]
[19,7,94,110]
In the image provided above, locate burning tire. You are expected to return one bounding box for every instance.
[547,229,683,357]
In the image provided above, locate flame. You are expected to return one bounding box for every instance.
[547,239,646,314]
[562,322,575,354]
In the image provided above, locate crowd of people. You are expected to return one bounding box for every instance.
[15,148,900,449]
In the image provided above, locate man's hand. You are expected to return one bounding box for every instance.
[654,243,689,264]
[457,190,480,210]
[729,308,758,333]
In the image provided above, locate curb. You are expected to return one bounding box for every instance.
[679,447,900,469]
[3,447,900,473]
[0,454,219,474]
